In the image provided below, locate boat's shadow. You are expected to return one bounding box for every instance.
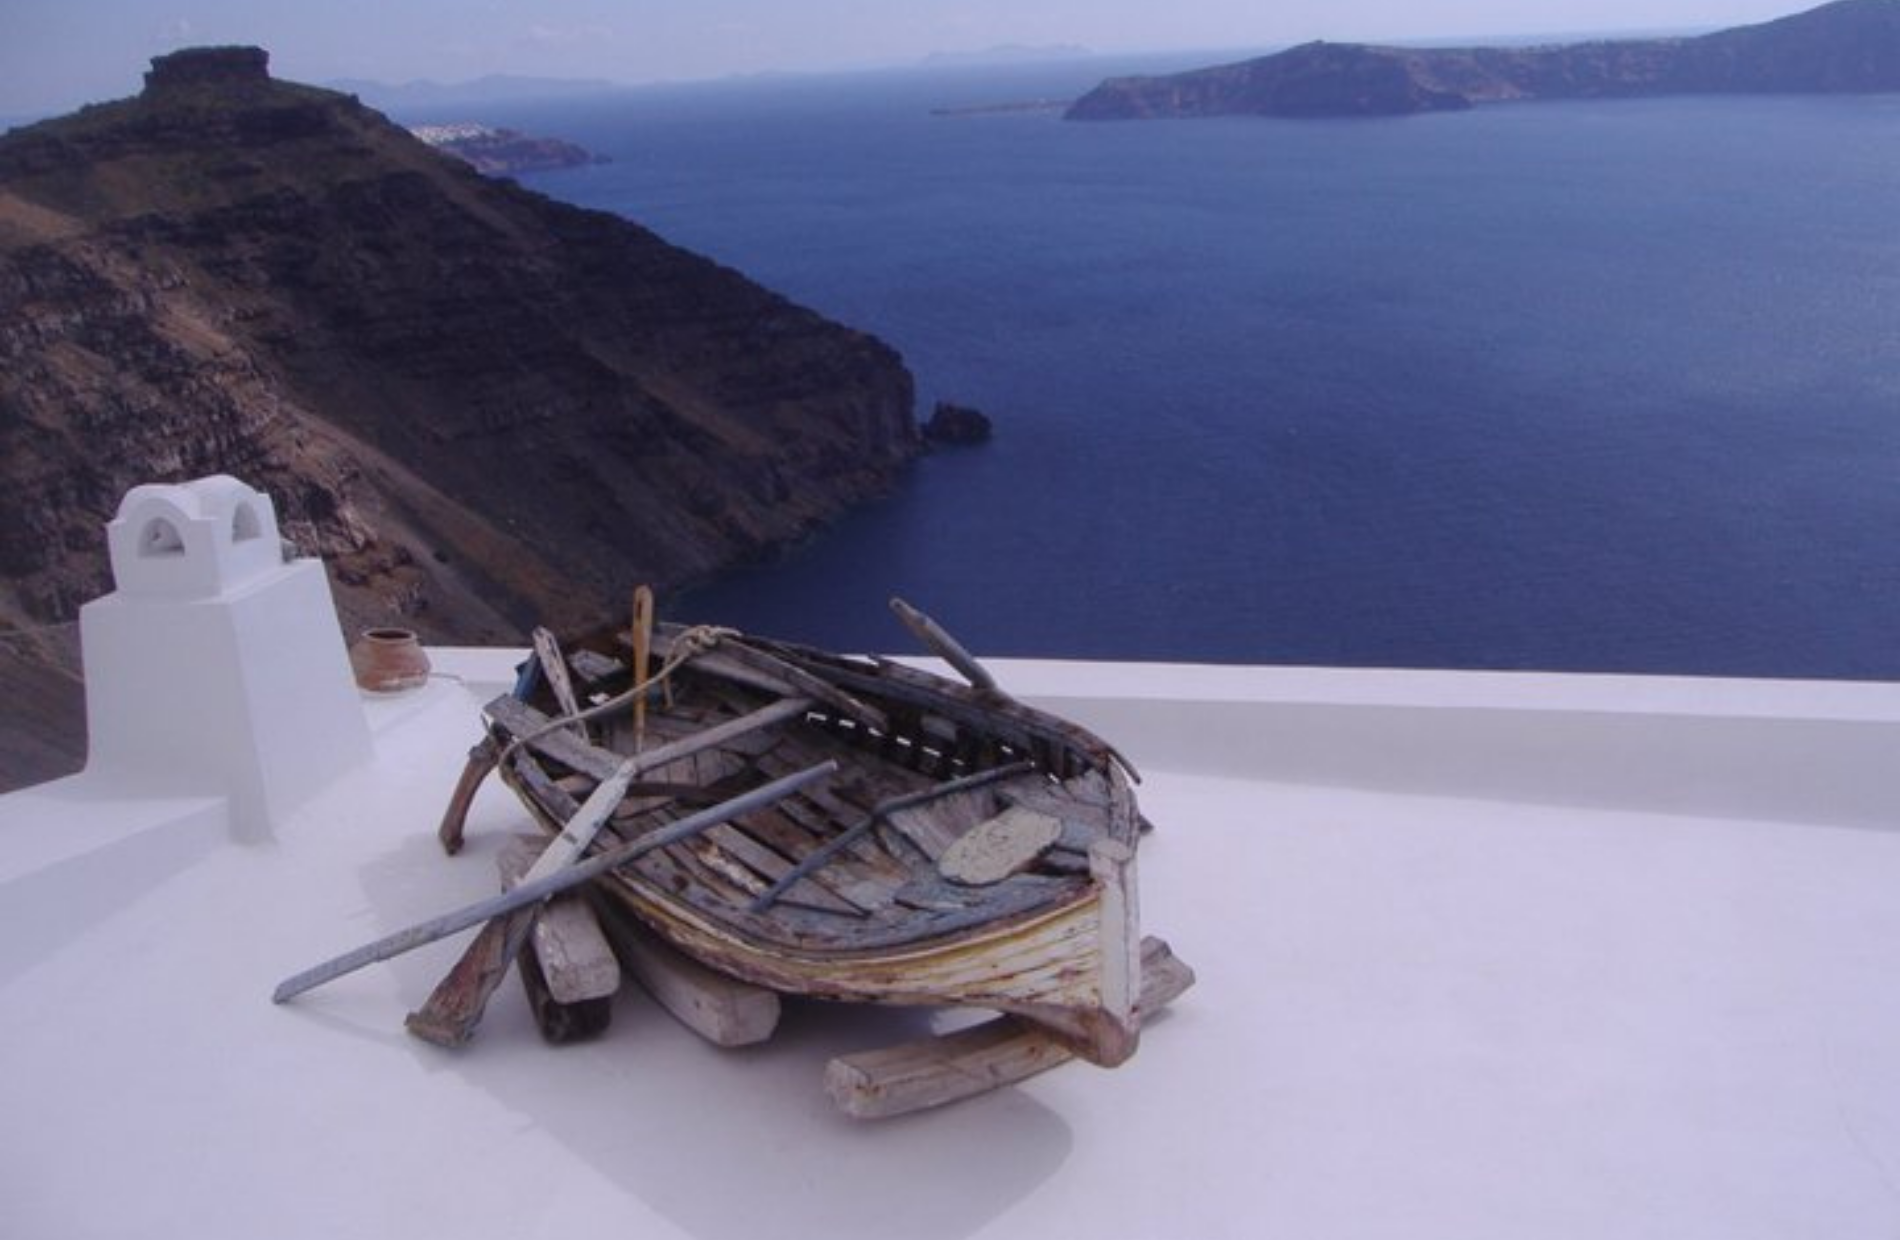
[427,978,1075,1239]
[344,785,1075,1239]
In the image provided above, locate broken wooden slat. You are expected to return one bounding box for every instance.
[497,836,621,1003]
[823,937,1195,1119]
[591,893,781,1047]
[531,627,586,739]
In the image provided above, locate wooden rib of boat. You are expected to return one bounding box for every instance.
[438,600,1185,1071]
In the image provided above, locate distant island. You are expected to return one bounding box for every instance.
[1066,0,1900,119]
[409,122,606,175]
[929,99,1072,118]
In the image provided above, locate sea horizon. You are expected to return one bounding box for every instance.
[407,62,1900,679]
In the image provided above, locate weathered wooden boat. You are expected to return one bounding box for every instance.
[434,600,1189,1083]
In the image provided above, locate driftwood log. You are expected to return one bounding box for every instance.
[591,893,781,1047]
[499,835,619,1043]
[825,937,1195,1119]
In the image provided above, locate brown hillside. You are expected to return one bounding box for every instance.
[0,47,921,789]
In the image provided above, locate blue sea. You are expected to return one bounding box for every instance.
[411,61,1900,677]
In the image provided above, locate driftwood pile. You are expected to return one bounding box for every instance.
[414,825,1193,1118]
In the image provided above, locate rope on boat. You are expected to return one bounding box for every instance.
[496,623,738,770]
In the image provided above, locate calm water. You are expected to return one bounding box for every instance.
[434,64,1900,676]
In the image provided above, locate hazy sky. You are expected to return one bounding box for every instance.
[4,0,1816,116]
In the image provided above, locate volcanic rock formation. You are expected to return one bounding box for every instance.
[0,46,921,787]
[1067,0,1900,119]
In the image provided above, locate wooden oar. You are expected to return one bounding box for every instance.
[404,752,644,1044]
[272,759,838,1005]
[631,584,655,750]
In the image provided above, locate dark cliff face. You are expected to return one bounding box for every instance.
[0,47,920,651]
[1066,0,1900,119]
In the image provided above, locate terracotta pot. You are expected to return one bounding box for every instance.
[350,627,431,693]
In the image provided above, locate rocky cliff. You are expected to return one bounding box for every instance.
[1067,0,1900,119]
[0,46,921,788]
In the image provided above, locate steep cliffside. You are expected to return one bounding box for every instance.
[1067,0,1900,119]
[1,47,919,632]
[0,46,921,788]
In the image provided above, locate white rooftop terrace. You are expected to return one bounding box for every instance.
[4,477,1899,1239]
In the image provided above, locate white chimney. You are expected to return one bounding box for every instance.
[78,476,373,838]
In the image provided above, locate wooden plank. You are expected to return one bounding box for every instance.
[485,695,621,781]
[514,934,613,1044]
[823,937,1195,1120]
[1091,838,1140,1036]
[486,693,813,785]
[497,836,621,1003]
[742,806,896,913]
[591,893,781,1047]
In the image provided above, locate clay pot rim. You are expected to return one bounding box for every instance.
[360,626,421,644]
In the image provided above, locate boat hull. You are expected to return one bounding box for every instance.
[474,618,1152,1067]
